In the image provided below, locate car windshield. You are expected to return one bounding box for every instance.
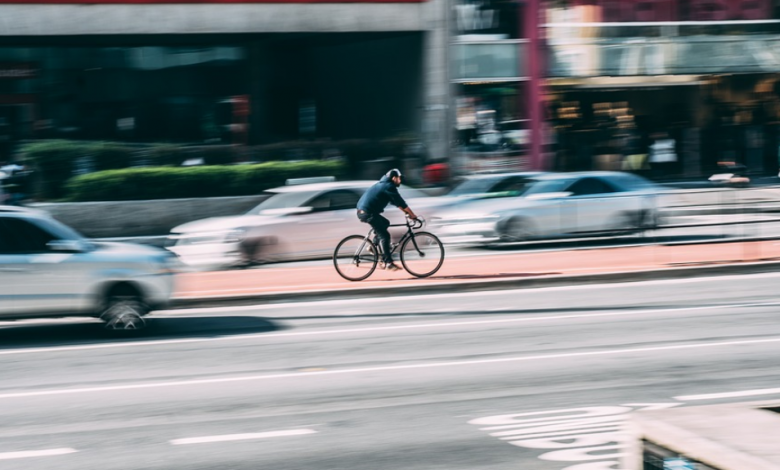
[448,177,503,197]
[610,173,657,191]
[523,178,575,196]
[35,216,87,241]
[448,176,535,198]
[245,191,316,215]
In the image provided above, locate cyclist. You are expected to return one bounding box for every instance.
[356,169,418,271]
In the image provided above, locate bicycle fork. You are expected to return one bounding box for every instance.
[408,234,426,257]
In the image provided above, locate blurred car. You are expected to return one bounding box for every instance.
[167,180,439,269]
[431,171,662,245]
[0,206,177,331]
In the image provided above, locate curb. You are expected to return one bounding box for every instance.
[169,259,780,309]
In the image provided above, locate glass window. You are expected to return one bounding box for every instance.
[305,190,360,212]
[452,43,525,80]
[491,176,534,194]
[524,178,576,195]
[455,0,522,39]
[568,178,615,196]
[246,191,317,214]
[0,217,56,253]
[328,190,361,211]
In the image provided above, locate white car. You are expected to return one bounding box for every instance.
[0,206,177,331]
[431,172,662,245]
[167,181,438,270]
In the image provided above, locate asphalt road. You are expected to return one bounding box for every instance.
[3,273,780,469]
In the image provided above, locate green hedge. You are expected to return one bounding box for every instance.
[64,161,346,202]
[21,140,135,199]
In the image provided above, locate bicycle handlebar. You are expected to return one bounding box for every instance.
[407,215,425,229]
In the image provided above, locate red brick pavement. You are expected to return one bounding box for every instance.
[174,240,780,300]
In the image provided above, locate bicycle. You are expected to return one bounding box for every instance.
[333,216,445,281]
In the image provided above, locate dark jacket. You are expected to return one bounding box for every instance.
[357,175,408,214]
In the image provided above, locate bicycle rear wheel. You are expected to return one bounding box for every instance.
[333,235,378,281]
[400,231,444,278]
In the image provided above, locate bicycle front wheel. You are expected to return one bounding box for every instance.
[400,231,445,278]
[333,235,378,281]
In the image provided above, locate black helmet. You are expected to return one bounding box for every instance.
[386,168,402,179]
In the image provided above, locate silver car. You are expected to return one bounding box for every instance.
[0,206,177,331]
[167,180,436,270]
[432,171,662,245]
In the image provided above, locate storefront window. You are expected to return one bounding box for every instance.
[452,43,525,81]
[0,45,248,143]
[455,0,522,40]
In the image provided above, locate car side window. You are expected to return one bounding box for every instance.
[568,178,615,196]
[306,193,332,211]
[0,218,56,254]
[329,191,360,211]
[0,219,11,255]
[306,190,360,212]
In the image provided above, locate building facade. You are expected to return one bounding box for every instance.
[0,0,452,174]
[542,0,780,178]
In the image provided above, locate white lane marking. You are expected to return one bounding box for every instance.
[0,448,77,460]
[675,387,780,401]
[3,336,780,400]
[164,271,780,315]
[170,429,317,445]
[1,302,776,356]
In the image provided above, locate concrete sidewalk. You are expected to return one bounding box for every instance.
[171,239,780,308]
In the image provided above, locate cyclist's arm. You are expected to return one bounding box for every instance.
[400,206,418,220]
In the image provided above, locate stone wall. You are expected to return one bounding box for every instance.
[31,195,269,238]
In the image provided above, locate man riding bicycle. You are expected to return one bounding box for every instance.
[356,169,418,271]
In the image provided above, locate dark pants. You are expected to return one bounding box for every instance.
[357,210,392,264]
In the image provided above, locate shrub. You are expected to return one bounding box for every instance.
[21,140,135,199]
[64,160,346,202]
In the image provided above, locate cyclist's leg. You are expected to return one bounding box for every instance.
[369,214,392,264]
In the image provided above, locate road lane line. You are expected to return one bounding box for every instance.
[0,448,77,460]
[675,387,780,401]
[0,302,775,356]
[2,336,780,400]
[170,429,317,445]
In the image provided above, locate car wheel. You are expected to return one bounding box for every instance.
[500,218,533,243]
[100,290,149,332]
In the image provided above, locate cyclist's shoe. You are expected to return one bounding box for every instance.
[382,262,402,272]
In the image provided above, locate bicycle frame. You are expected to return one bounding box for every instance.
[363,218,425,258]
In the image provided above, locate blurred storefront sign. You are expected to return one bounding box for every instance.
[548,35,780,78]
[569,0,772,22]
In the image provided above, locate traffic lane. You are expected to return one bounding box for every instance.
[5,273,780,390]
[4,290,780,393]
[2,327,780,470]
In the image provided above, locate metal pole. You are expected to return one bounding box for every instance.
[525,0,544,170]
